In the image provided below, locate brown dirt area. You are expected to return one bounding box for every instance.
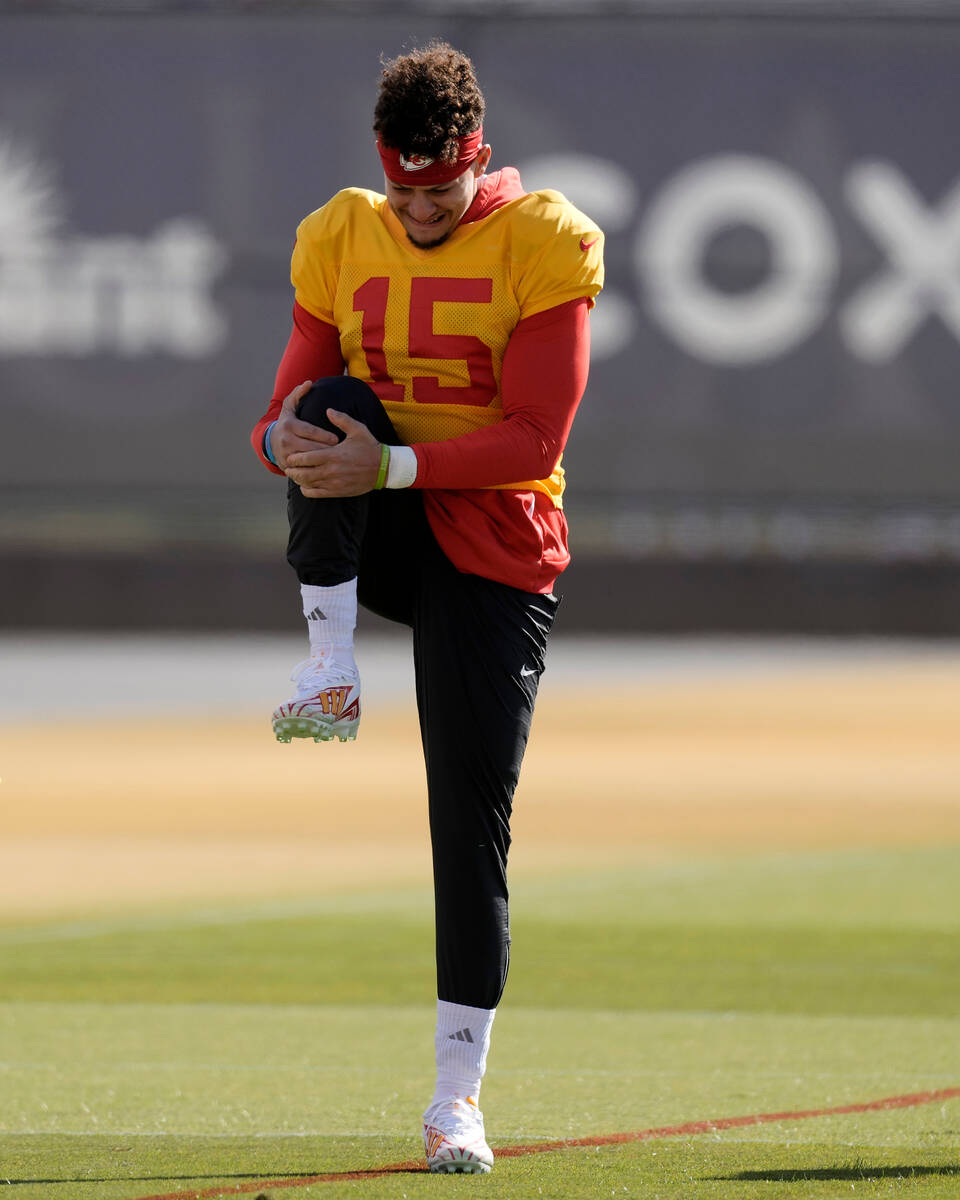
[2,659,958,918]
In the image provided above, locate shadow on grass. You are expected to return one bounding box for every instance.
[718,1165,960,1182]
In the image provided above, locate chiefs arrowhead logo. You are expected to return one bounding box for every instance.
[399,153,435,172]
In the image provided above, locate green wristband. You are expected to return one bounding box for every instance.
[374,443,390,490]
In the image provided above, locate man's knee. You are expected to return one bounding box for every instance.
[295,376,384,439]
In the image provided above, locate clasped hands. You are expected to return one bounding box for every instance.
[270,380,383,498]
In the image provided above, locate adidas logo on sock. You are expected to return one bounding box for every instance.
[448,1028,474,1043]
[306,606,327,621]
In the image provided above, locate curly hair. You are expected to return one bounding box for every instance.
[373,41,485,165]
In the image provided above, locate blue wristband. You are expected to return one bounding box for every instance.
[263,420,279,465]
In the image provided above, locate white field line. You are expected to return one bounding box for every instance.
[0,1129,388,1138]
[0,1130,947,1147]
[4,634,958,721]
[0,894,432,944]
[1,1063,956,1082]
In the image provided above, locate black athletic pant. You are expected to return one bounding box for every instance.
[286,376,559,1009]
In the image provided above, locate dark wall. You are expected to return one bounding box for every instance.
[2,9,959,629]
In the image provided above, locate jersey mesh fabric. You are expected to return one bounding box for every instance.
[291,184,603,505]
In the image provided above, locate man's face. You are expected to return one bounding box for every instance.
[384,149,490,249]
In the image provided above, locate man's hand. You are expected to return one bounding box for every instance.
[284,408,383,498]
[269,381,339,469]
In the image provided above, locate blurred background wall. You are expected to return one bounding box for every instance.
[2,0,959,634]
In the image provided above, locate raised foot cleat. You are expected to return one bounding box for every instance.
[423,1096,493,1175]
[272,658,361,744]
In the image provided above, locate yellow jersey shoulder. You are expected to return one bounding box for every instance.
[295,188,385,252]
[503,188,604,318]
[292,189,386,322]
[510,188,603,242]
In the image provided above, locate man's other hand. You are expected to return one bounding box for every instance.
[284,408,383,498]
[269,381,340,469]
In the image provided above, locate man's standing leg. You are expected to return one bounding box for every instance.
[413,553,559,1172]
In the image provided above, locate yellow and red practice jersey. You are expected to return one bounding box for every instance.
[290,185,604,505]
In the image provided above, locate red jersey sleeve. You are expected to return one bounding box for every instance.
[410,297,591,489]
[250,301,345,473]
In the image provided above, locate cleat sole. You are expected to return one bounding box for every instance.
[273,715,359,744]
[429,1163,491,1175]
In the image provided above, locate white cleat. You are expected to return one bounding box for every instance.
[272,658,361,743]
[423,1096,494,1174]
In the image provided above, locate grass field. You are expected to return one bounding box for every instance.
[1,636,959,1198]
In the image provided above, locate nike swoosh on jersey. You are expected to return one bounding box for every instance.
[579,236,600,251]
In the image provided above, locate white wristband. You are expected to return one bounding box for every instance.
[385,444,418,489]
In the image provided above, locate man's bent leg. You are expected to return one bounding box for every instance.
[286,376,401,586]
[275,376,401,742]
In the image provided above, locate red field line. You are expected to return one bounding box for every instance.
[128,1085,960,1200]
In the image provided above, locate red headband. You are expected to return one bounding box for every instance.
[377,128,484,186]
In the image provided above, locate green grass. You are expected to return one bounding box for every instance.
[1,916,957,1016]
[2,848,959,1015]
[2,1139,959,1200]
[1,846,959,1199]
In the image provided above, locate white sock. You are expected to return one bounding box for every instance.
[301,580,357,672]
[431,1000,496,1105]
